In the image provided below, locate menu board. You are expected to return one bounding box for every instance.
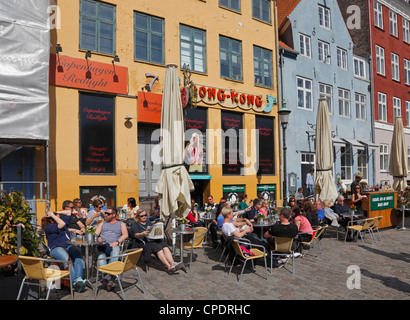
[184,107,208,175]
[256,116,275,175]
[79,93,115,174]
[221,111,243,175]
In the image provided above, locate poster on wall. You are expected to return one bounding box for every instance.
[256,115,275,175]
[221,110,243,175]
[223,185,245,204]
[184,107,208,175]
[79,92,115,174]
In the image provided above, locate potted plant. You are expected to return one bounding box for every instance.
[85,226,96,243]
[257,213,265,224]
[178,217,188,231]
[233,202,239,211]
[205,207,212,218]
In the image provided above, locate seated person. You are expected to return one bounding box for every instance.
[131,209,184,274]
[314,200,325,222]
[86,199,105,228]
[221,207,267,250]
[295,187,304,201]
[334,195,358,227]
[264,208,299,267]
[95,206,128,291]
[42,210,85,292]
[323,199,340,227]
[64,200,86,236]
[303,201,320,227]
[149,197,160,222]
[244,198,262,221]
[291,206,314,247]
[122,197,139,218]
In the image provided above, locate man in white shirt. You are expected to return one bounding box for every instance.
[306,168,315,196]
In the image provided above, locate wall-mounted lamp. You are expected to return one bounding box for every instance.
[124,115,134,121]
[112,55,120,64]
[85,50,92,59]
[56,43,63,53]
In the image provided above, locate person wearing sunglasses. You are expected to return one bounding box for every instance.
[86,199,105,228]
[131,209,185,274]
[95,206,128,291]
[351,184,366,215]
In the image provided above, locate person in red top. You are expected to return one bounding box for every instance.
[291,206,314,243]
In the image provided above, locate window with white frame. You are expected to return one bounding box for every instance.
[404,19,410,44]
[407,101,410,127]
[391,52,400,81]
[404,58,410,85]
[337,48,348,70]
[380,144,389,172]
[376,45,385,75]
[374,1,383,29]
[389,10,398,37]
[301,153,315,164]
[318,5,331,29]
[355,93,366,120]
[299,33,311,58]
[357,150,368,180]
[297,76,313,110]
[319,83,332,113]
[378,92,387,121]
[340,146,352,180]
[318,40,330,64]
[393,97,401,119]
[353,57,366,79]
[338,88,350,117]
[407,148,410,173]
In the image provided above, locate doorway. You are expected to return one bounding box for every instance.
[190,180,209,208]
[138,125,161,214]
[300,152,315,196]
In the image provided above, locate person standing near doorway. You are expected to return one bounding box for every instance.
[306,167,315,196]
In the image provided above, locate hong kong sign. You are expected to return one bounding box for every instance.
[49,54,128,95]
[189,84,274,113]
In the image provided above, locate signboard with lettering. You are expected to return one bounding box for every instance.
[256,116,275,175]
[369,193,395,211]
[138,91,162,124]
[257,184,276,201]
[79,93,115,174]
[49,54,128,95]
[184,107,208,175]
[223,185,246,204]
[221,111,243,175]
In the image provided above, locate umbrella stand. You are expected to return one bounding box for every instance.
[398,204,408,231]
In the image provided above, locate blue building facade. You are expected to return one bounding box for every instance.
[278,0,375,199]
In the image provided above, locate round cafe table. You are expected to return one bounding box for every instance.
[171,227,197,266]
[252,221,275,239]
[0,255,18,269]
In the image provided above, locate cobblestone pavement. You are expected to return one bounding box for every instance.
[50,226,410,302]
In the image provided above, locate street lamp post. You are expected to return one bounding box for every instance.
[278,105,291,206]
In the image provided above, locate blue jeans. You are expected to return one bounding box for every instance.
[97,245,120,267]
[51,245,84,282]
[308,184,314,196]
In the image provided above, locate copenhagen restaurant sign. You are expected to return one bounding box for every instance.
[189,84,270,113]
[49,54,128,95]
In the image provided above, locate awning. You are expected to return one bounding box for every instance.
[342,138,365,150]
[332,137,346,146]
[359,140,379,149]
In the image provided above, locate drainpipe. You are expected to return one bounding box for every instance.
[273,0,283,205]
[368,0,376,187]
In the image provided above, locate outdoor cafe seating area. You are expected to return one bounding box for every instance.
[7,194,392,301]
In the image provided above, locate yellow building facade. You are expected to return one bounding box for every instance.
[47,0,282,215]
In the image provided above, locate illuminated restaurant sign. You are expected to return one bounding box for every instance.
[190,84,268,113]
[49,54,128,95]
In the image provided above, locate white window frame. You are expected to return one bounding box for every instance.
[403,19,410,44]
[297,76,313,110]
[341,146,352,181]
[301,153,315,164]
[378,92,387,122]
[407,101,410,127]
[393,97,401,119]
[376,45,385,76]
[374,1,383,29]
[353,57,366,79]
[355,93,366,121]
[391,52,400,81]
[338,88,350,118]
[318,40,330,64]
[404,58,410,85]
[389,10,398,37]
[319,83,333,114]
[318,5,331,29]
[357,149,368,180]
[299,33,311,58]
[380,144,389,172]
[337,47,348,70]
